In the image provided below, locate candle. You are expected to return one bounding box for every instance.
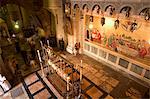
[40,41,43,47]
[47,40,50,47]
[67,77,70,91]
[37,50,42,62]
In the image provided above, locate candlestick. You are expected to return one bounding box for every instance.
[40,62,45,77]
[37,50,42,62]
[67,77,70,91]
[47,40,50,47]
[80,60,83,82]
[40,41,43,47]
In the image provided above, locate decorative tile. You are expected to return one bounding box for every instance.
[130,64,143,75]
[119,58,129,68]
[11,87,24,98]
[100,82,113,93]
[81,79,91,90]
[87,74,95,81]
[95,72,104,78]
[86,86,103,98]
[125,87,142,99]
[108,54,117,63]
[84,72,92,78]
[24,73,39,85]
[92,78,103,86]
[28,81,44,94]
[34,89,51,99]
[99,75,108,82]
[106,77,119,87]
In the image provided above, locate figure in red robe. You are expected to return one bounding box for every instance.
[139,47,147,58]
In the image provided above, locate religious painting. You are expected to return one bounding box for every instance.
[139,8,150,21]
[84,15,150,64]
[82,4,89,14]
[121,20,141,32]
[65,2,71,16]
[105,5,115,16]
[114,19,119,29]
[92,5,101,15]
[120,6,131,18]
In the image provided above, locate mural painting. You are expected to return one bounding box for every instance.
[84,15,150,65]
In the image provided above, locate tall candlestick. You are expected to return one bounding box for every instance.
[37,50,42,62]
[40,62,45,77]
[47,40,50,47]
[80,60,83,82]
[40,41,43,47]
[67,77,70,91]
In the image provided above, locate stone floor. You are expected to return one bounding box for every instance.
[58,51,150,98]
[0,38,149,99]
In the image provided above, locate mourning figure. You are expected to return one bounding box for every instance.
[139,8,150,21]
[92,5,100,15]
[90,16,93,22]
[114,19,119,29]
[86,30,89,39]
[105,5,115,16]
[130,20,137,32]
[145,11,149,21]
[120,6,131,18]
[83,4,88,13]
[101,17,105,26]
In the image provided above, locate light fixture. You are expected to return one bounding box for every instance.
[89,22,93,29]
[14,21,19,29]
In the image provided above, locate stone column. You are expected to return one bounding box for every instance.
[66,15,78,54]
[43,0,66,47]
[78,15,85,54]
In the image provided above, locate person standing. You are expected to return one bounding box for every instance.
[29,39,36,59]
[20,39,28,64]
[15,39,20,53]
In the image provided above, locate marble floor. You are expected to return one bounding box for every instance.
[0,40,149,98]
[58,51,150,98]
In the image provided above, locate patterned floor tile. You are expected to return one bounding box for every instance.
[28,81,44,94]
[100,82,113,93]
[24,73,39,86]
[81,79,91,90]
[86,86,103,98]
[33,89,51,99]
